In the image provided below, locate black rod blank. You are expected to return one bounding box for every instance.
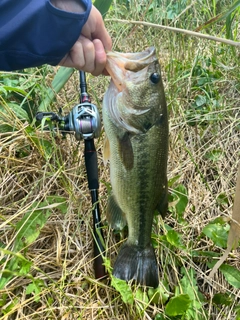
[80,71,106,279]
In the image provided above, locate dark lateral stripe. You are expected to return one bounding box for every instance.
[136,138,153,247]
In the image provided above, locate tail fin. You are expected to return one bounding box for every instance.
[113,243,159,288]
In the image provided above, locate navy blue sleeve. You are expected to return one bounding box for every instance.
[0,0,92,71]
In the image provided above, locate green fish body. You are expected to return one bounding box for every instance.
[103,47,168,288]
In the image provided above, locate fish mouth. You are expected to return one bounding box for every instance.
[106,47,157,91]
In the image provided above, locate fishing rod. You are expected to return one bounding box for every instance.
[36,71,106,279]
[78,71,106,279]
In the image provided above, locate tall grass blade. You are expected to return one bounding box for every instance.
[38,67,74,112]
[226,10,237,40]
[195,0,240,32]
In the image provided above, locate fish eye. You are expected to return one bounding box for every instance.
[150,72,160,84]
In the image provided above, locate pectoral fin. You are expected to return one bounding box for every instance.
[106,194,127,230]
[118,132,134,171]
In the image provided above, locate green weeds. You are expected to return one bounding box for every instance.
[1,0,240,319]
[0,196,67,289]
[101,182,240,319]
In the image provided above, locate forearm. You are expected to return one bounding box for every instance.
[0,0,92,71]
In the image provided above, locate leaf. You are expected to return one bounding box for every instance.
[0,294,7,308]
[179,269,198,301]
[23,126,53,159]
[0,249,33,289]
[14,204,52,251]
[154,314,165,320]
[135,288,149,304]
[18,258,32,275]
[192,250,221,257]
[213,293,232,306]
[1,298,19,315]
[103,257,113,274]
[172,184,188,220]
[166,229,185,249]
[26,279,44,302]
[165,294,191,316]
[0,103,30,122]
[216,193,229,206]
[174,268,205,319]
[0,207,50,288]
[235,305,240,320]
[111,276,134,304]
[26,282,40,295]
[46,195,68,214]
[94,0,113,17]
[195,95,207,107]
[2,85,28,96]
[202,222,229,248]
[0,197,66,289]
[148,286,169,304]
[15,197,67,250]
[41,139,53,159]
[205,150,224,162]
[168,175,181,187]
[219,264,240,289]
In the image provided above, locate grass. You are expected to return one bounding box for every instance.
[1,0,240,319]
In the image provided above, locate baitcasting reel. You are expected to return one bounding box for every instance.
[36,99,101,141]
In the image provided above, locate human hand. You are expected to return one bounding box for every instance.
[55,3,112,76]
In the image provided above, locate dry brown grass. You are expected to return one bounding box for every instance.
[1,6,240,320]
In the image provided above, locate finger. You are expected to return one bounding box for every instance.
[92,24,112,52]
[90,7,112,51]
[64,36,95,72]
[59,40,85,69]
[59,37,95,72]
[91,39,107,76]
[80,36,95,72]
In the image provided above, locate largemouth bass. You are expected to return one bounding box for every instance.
[102,47,168,288]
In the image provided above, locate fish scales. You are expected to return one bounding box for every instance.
[103,47,168,287]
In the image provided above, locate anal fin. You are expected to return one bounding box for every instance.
[106,194,127,230]
[155,181,168,219]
